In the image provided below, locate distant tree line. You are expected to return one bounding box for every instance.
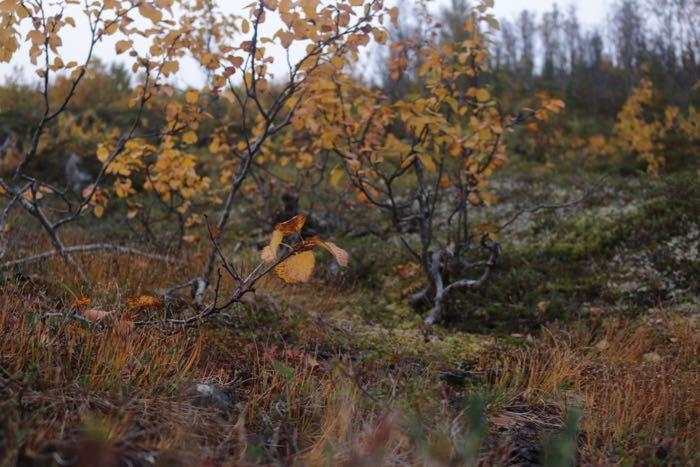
[376,0,699,119]
[371,0,699,172]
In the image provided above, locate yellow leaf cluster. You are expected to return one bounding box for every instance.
[260,215,349,283]
[148,146,211,201]
[612,78,667,175]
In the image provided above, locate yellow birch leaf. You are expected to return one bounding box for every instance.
[162,60,179,76]
[419,154,437,172]
[96,145,111,162]
[330,166,343,187]
[476,88,490,102]
[400,155,416,169]
[278,30,293,48]
[185,90,199,104]
[139,2,163,22]
[183,131,198,145]
[275,250,315,283]
[115,39,132,54]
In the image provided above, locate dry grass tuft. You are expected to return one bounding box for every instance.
[478,312,699,464]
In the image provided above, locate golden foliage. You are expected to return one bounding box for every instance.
[587,77,700,175]
[612,78,667,175]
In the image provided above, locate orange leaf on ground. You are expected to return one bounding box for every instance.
[127,295,164,310]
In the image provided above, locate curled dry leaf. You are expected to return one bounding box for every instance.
[261,229,284,262]
[82,308,112,322]
[261,215,309,262]
[322,242,348,267]
[315,240,349,267]
[127,294,164,310]
[276,214,307,235]
[297,237,349,267]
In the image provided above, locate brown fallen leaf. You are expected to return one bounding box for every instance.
[82,308,111,322]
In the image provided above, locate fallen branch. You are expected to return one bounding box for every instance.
[0,243,180,270]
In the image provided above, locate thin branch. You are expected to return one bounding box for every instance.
[495,175,608,234]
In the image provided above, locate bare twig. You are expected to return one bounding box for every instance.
[495,175,608,234]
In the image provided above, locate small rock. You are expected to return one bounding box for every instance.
[191,383,234,411]
[643,351,662,363]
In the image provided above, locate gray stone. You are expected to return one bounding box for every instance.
[191,383,235,411]
[65,153,92,192]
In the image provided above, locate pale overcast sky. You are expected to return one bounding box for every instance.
[491,0,609,28]
[0,1,611,88]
